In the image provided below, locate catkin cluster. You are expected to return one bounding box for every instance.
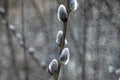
[48,0,78,80]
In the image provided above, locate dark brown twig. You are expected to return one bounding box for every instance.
[53,22,67,80]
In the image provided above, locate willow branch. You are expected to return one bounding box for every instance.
[54,6,69,80]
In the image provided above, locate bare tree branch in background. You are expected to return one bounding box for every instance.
[82,0,87,80]
[21,0,29,80]
[1,0,20,80]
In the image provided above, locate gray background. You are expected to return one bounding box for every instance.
[0,0,120,80]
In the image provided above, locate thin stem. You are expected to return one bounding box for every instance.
[21,0,29,80]
[66,0,70,13]
[53,0,70,79]
[56,0,60,4]
[56,0,63,4]
[53,22,67,80]
[53,73,58,80]
[60,22,67,53]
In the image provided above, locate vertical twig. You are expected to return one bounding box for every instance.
[55,21,67,80]
[56,0,63,4]
[60,22,67,52]
[54,1,70,80]
[56,0,60,4]
[21,0,29,80]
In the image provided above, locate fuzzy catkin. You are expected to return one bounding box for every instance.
[59,48,70,65]
[58,4,68,22]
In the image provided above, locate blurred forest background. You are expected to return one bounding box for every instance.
[0,0,120,80]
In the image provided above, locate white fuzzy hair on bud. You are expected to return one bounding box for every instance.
[56,31,68,46]
[70,0,78,11]
[59,48,70,65]
[58,4,68,22]
[56,30,63,46]
[48,59,58,75]
[65,39,68,45]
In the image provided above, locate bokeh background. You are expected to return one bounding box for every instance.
[0,0,120,80]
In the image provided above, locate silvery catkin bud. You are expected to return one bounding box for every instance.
[59,48,70,65]
[48,59,58,75]
[56,30,63,46]
[70,0,78,11]
[58,4,68,22]
[56,31,68,46]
